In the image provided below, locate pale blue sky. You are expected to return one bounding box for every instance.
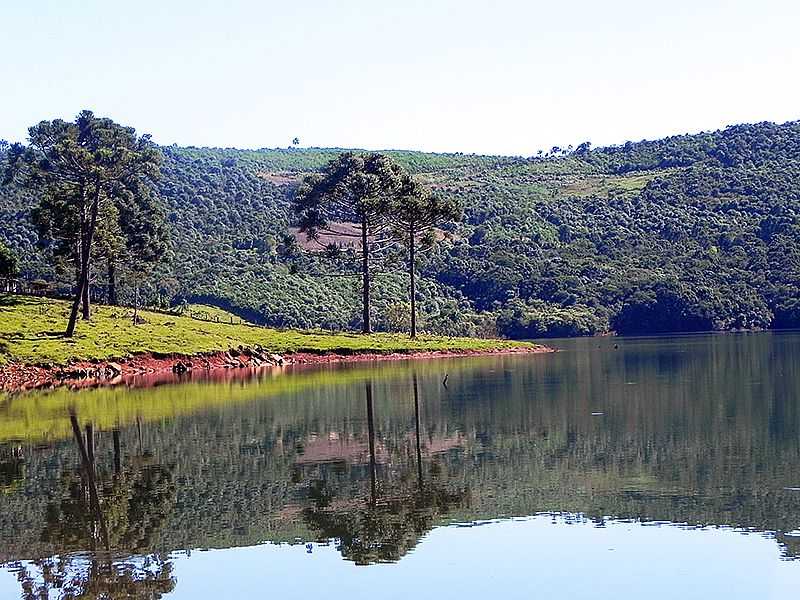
[2,0,799,155]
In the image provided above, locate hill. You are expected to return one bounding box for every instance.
[2,120,800,337]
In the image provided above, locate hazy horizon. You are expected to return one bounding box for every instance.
[3,0,799,155]
[8,115,800,159]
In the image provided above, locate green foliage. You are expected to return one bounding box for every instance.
[497,300,608,338]
[426,121,800,335]
[5,111,166,335]
[612,280,773,335]
[0,241,17,278]
[4,119,800,337]
[293,152,410,332]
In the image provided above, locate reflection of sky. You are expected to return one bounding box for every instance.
[5,516,795,600]
[173,518,796,600]
[0,554,170,598]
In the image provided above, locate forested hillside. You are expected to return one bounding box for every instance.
[2,120,800,337]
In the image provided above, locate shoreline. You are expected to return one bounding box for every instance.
[0,345,553,393]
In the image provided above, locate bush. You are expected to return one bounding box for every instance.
[497,301,607,339]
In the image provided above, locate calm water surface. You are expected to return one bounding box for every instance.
[1,333,799,598]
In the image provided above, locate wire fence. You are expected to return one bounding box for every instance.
[2,278,250,327]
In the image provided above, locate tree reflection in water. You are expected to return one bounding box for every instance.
[8,555,175,600]
[8,410,177,599]
[302,378,469,565]
[0,442,25,493]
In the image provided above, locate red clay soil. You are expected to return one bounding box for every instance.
[0,345,553,393]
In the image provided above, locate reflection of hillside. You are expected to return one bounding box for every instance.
[294,431,464,466]
[294,433,376,466]
[0,358,497,444]
[0,361,448,443]
[0,443,24,493]
[2,334,800,565]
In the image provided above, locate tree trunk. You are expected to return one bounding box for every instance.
[81,260,91,320]
[413,373,422,484]
[66,189,101,337]
[132,275,139,325]
[409,223,417,338]
[85,423,95,469]
[112,428,121,475]
[67,249,87,337]
[77,213,91,320]
[361,215,371,334]
[107,258,117,306]
[365,381,377,505]
[69,413,109,551]
[75,240,82,294]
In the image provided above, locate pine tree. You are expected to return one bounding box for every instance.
[6,111,163,336]
[293,152,405,333]
[391,175,461,337]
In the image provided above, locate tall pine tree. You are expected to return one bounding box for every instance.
[293,152,405,333]
[6,111,163,336]
[392,175,461,337]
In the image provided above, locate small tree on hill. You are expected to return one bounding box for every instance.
[5,111,163,336]
[0,241,18,280]
[293,152,405,333]
[391,176,462,337]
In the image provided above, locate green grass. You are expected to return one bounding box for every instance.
[560,170,668,197]
[0,295,534,366]
[181,303,250,324]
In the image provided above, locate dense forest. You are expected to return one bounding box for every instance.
[2,120,800,337]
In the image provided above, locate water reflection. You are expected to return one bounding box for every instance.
[1,333,800,598]
[4,411,177,598]
[7,555,174,600]
[300,380,468,564]
[0,443,24,492]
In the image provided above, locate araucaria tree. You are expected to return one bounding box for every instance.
[392,176,462,337]
[6,111,163,336]
[293,152,405,333]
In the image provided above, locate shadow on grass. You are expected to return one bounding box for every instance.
[3,331,67,341]
[0,295,26,308]
[41,331,66,338]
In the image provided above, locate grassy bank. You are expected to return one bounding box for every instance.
[0,295,536,366]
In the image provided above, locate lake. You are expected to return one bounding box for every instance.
[1,333,799,598]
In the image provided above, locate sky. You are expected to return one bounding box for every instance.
[2,0,799,156]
